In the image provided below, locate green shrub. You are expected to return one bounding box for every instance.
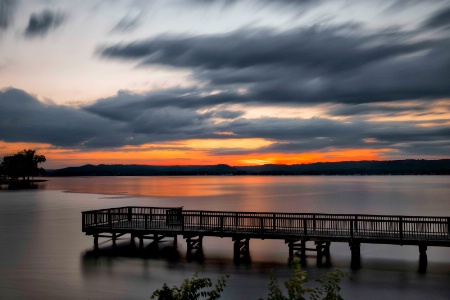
[151,272,229,300]
[260,259,348,300]
[151,260,348,300]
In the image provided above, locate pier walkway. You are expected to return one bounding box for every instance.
[82,206,450,272]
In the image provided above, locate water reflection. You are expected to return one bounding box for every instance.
[1,177,450,299]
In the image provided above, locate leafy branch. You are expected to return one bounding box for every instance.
[151,272,229,300]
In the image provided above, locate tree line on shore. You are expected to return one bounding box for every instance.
[48,159,450,176]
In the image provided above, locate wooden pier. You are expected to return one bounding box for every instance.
[82,206,450,272]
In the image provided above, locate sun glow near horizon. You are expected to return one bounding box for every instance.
[0,140,392,169]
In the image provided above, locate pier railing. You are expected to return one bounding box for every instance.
[82,207,450,244]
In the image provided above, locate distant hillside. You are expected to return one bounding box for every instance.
[48,163,236,176]
[236,160,450,175]
[47,160,450,176]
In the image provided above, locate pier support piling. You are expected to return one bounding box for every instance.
[316,241,331,267]
[350,242,361,270]
[233,237,250,263]
[185,235,203,261]
[287,240,331,267]
[288,240,307,266]
[112,232,117,248]
[136,233,170,257]
[173,235,178,248]
[419,244,427,274]
[130,233,136,248]
[93,234,99,251]
[139,236,144,251]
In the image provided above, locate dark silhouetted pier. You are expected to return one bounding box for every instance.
[82,206,450,272]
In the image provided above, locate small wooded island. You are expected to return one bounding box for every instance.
[0,149,47,189]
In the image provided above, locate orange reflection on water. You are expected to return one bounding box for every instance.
[48,176,239,198]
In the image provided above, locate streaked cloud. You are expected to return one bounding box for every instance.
[99,23,450,105]
[24,9,66,38]
[423,5,450,29]
[0,0,18,30]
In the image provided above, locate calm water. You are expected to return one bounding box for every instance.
[0,176,449,299]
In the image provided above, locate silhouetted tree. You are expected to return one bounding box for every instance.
[1,149,46,180]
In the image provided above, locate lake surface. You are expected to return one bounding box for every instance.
[1,176,449,299]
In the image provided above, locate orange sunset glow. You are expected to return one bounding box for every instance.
[0,140,390,169]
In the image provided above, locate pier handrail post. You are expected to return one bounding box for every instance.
[350,219,354,239]
[273,213,276,232]
[303,218,307,236]
[447,217,450,237]
[108,209,112,229]
[128,207,132,222]
[94,212,97,225]
[182,214,185,232]
[313,214,316,231]
[145,214,148,230]
[354,216,358,232]
[220,216,224,233]
[260,217,264,235]
[399,216,403,242]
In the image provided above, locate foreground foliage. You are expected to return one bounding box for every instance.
[262,260,347,300]
[151,260,348,300]
[151,272,229,300]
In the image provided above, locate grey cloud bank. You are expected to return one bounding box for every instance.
[1,87,449,158]
[99,22,450,106]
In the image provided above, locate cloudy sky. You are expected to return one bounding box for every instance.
[1,0,450,168]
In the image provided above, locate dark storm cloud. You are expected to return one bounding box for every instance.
[0,88,222,148]
[218,117,356,141]
[102,25,423,71]
[212,109,245,119]
[84,88,251,121]
[423,6,450,29]
[81,88,450,157]
[0,0,17,30]
[0,88,118,147]
[210,117,367,155]
[99,24,450,105]
[83,88,208,120]
[369,124,450,144]
[393,141,450,157]
[208,117,450,157]
[24,9,66,37]
[2,88,450,158]
[329,102,429,116]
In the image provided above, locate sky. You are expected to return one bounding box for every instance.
[1,0,450,169]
